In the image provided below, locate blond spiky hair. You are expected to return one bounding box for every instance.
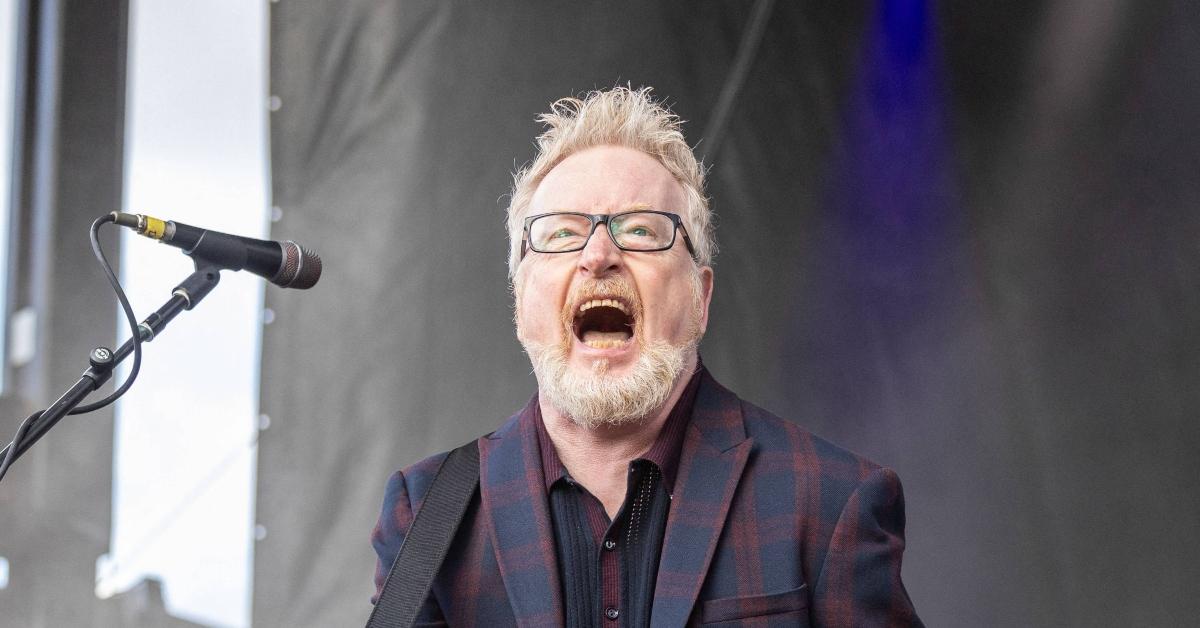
[506,86,714,278]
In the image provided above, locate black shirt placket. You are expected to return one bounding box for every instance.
[549,459,672,628]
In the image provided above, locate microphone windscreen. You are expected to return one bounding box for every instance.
[276,241,322,289]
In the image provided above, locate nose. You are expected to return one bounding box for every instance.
[578,221,622,277]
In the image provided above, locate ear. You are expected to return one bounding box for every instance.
[696,265,714,336]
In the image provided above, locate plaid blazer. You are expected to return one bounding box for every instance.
[372,371,922,627]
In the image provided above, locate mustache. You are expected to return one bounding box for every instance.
[559,277,643,328]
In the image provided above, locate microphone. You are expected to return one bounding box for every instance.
[111,212,322,289]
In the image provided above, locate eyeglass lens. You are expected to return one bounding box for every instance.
[528,212,676,253]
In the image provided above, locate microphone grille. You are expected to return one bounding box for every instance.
[277,241,322,289]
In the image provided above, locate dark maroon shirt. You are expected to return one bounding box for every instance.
[533,364,703,627]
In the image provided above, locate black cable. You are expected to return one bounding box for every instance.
[0,215,144,481]
[73,214,144,412]
[0,410,41,482]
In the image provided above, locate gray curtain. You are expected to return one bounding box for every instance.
[256,1,1200,626]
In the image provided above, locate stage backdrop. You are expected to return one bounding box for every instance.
[257,1,1199,625]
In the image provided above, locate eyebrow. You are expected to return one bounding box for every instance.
[546,203,656,213]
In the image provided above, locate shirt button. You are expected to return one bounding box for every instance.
[603,539,617,551]
[605,607,619,620]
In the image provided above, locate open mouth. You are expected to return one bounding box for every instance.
[573,298,634,349]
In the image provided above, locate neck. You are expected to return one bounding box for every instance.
[540,352,697,517]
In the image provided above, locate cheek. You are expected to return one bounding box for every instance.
[521,293,554,327]
[669,263,709,336]
[640,274,696,338]
[514,270,566,340]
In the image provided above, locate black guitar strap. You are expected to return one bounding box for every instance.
[366,440,481,628]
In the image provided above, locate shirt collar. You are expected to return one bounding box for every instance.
[532,359,706,494]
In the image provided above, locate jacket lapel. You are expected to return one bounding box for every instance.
[650,372,753,627]
[478,401,564,627]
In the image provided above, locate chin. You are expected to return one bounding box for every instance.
[525,335,693,430]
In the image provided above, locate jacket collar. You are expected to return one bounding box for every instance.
[478,372,752,627]
[478,398,563,627]
[650,370,753,626]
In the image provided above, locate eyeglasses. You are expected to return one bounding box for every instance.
[521,210,696,260]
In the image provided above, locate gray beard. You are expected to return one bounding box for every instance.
[525,337,692,430]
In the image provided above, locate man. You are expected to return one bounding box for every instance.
[372,87,922,627]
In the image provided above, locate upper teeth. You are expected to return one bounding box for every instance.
[578,298,628,314]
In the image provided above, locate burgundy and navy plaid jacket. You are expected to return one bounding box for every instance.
[372,371,922,627]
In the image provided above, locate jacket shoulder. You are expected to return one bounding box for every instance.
[370,451,448,600]
[370,424,500,606]
[391,450,451,510]
[390,406,521,507]
[738,397,887,486]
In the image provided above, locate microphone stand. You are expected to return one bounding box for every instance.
[0,265,222,475]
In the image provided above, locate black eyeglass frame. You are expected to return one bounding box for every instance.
[520,210,697,260]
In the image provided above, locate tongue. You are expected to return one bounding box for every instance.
[582,330,630,346]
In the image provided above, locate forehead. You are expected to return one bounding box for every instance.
[529,145,686,216]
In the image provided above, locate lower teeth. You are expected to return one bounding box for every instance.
[584,339,626,349]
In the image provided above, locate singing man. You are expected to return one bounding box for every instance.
[371,86,922,627]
